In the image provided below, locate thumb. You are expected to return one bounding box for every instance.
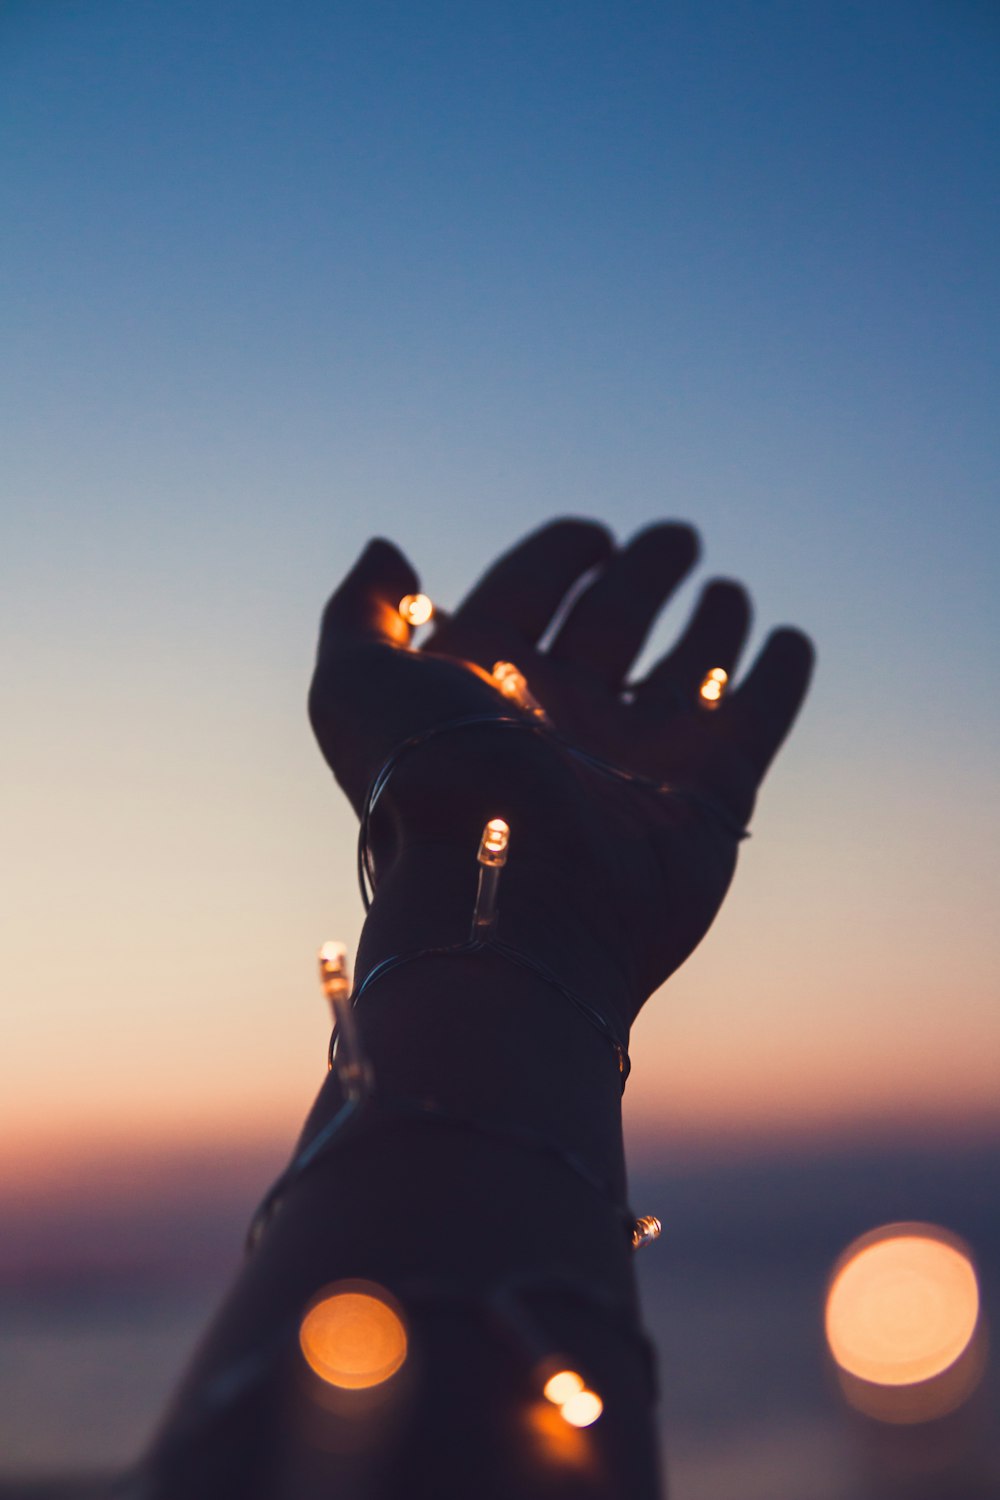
[315,538,420,662]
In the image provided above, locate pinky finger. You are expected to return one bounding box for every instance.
[724,628,815,780]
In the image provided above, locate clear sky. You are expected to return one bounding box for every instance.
[3,0,998,1189]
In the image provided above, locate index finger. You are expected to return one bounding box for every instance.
[449,518,614,643]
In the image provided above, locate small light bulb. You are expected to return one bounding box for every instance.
[398,593,435,627]
[631,1215,662,1250]
[318,941,372,1100]
[698,666,728,707]
[493,660,527,697]
[543,1370,585,1406]
[560,1389,603,1427]
[491,661,549,722]
[478,817,510,867]
[318,941,350,1002]
[472,818,510,937]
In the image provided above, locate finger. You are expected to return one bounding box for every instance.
[634,579,751,710]
[547,522,699,687]
[449,517,614,643]
[723,627,815,778]
[315,538,419,662]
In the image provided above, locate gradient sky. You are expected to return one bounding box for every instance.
[3,0,998,1186]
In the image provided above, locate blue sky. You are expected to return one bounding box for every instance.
[3,0,998,1167]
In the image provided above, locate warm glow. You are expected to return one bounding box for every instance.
[491,660,549,721]
[492,660,527,696]
[483,817,509,851]
[319,940,348,971]
[560,1389,603,1427]
[543,1369,585,1406]
[698,666,728,706]
[479,816,511,866]
[398,592,434,627]
[826,1224,979,1389]
[631,1214,662,1250]
[525,1400,594,1472]
[299,1282,408,1390]
[318,940,350,1003]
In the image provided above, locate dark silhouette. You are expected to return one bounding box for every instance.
[131,518,813,1499]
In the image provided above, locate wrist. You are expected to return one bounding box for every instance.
[341,839,632,1198]
[360,722,643,1034]
[357,839,635,1062]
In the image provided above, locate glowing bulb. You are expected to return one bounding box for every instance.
[543,1370,585,1406]
[472,818,510,937]
[398,593,434,627]
[299,1282,408,1390]
[631,1215,662,1250]
[318,940,372,1099]
[491,661,550,722]
[478,817,510,867]
[825,1223,984,1423]
[539,1364,602,1427]
[493,660,527,697]
[698,667,728,707]
[560,1389,603,1427]
[318,941,350,1002]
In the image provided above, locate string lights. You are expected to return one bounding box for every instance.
[248,816,666,1250]
[354,725,634,1079]
[248,619,701,1465]
[125,1267,632,1495]
[137,806,666,1491]
[356,711,747,923]
[128,590,760,1491]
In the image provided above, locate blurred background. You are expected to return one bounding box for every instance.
[3,1,998,1494]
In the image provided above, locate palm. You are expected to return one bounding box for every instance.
[435,624,753,819]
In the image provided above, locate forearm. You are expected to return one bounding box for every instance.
[142,843,661,1499]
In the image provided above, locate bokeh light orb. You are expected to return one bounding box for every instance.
[543,1370,585,1406]
[825,1223,983,1422]
[299,1281,408,1390]
[698,666,728,707]
[398,592,434,627]
[560,1389,603,1428]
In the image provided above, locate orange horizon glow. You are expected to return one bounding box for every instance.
[4,1094,1000,1207]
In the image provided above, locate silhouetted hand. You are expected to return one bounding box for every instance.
[309,519,813,1022]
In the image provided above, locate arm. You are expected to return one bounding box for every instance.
[137,519,813,1500]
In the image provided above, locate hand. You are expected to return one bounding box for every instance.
[309,519,813,1022]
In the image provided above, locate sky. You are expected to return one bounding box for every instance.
[3,0,999,1194]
